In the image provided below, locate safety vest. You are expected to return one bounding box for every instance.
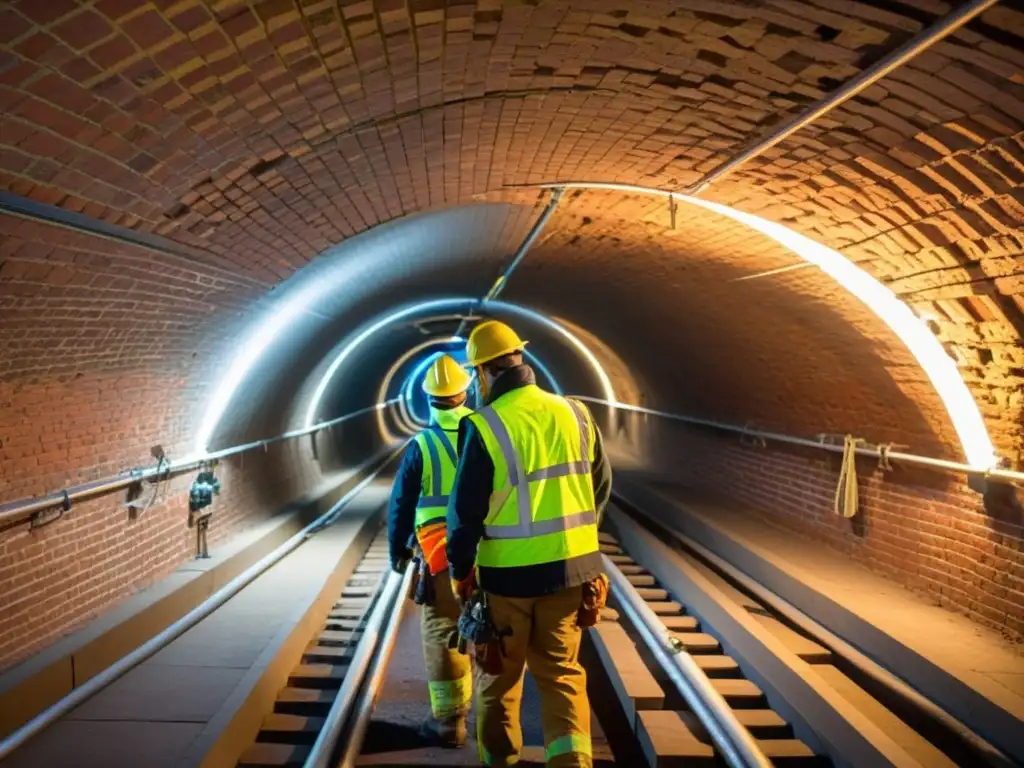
[468,385,599,569]
[413,405,473,529]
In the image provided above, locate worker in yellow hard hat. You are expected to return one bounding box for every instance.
[446,320,613,767]
[387,353,475,748]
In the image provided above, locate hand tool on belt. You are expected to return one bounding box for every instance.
[577,573,609,627]
[448,590,511,675]
[408,534,435,606]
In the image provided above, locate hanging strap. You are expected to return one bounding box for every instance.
[833,434,861,519]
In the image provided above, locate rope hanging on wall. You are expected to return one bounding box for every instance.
[833,435,863,519]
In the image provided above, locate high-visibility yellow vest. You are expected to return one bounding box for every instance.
[413,405,473,529]
[467,385,599,569]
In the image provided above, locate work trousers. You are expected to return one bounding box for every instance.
[476,586,591,767]
[422,571,473,720]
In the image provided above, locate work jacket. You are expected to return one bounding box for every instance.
[446,365,612,597]
[387,404,472,574]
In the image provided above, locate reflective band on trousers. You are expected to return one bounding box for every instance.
[428,671,472,719]
[476,399,594,540]
[479,745,520,767]
[546,733,592,761]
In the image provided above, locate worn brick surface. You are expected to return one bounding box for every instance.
[0,0,1020,459]
[1,0,1024,650]
[0,441,324,672]
[631,413,1024,643]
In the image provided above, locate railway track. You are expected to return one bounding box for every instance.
[1,484,1013,768]
[593,527,823,766]
[597,498,1015,768]
[237,529,398,768]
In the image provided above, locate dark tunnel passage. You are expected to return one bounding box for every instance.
[1,0,1024,690]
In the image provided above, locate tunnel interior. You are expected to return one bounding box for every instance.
[2,0,1024,672]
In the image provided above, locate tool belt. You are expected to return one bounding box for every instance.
[448,591,511,675]
[577,573,609,627]
[408,534,435,606]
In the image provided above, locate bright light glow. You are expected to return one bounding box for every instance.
[375,337,462,442]
[304,298,464,429]
[374,336,564,437]
[194,286,323,455]
[304,297,615,431]
[493,301,613,402]
[682,195,997,470]
[534,181,996,469]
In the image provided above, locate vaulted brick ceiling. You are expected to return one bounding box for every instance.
[2,0,1023,489]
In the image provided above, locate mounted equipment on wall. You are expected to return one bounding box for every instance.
[188,463,220,559]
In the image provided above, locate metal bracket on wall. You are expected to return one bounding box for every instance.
[739,422,766,448]
[455,187,565,337]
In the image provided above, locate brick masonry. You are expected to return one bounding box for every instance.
[0,440,324,672]
[0,0,1023,649]
[624,411,1024,643]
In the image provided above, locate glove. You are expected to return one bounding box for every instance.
[391,551,411,574]
[453,567,478,604]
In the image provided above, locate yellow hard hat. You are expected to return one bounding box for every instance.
[465,320,528,368]
[422,354,472,397]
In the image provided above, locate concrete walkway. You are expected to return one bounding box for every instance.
[615,471,1024,761]
[1,480,392,768]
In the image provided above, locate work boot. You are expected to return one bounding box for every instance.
[420,714,467,748]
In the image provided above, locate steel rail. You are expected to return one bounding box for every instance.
[617,495,1017,768]
[603,554,773,768]
[304,564,412,768]
[335,564,416,768]
[575,397,1020,484]
[0,400,399,526]
[0,451,399,761]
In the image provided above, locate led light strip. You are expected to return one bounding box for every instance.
[524,181,997,470]
[303,297,615,431]
[375,337,463,441]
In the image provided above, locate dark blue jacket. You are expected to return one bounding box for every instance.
[387,440,423,567]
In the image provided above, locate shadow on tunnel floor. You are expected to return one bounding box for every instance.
[356,604,633,766]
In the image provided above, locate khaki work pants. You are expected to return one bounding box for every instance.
[422,571,473,720]
[476,586,591,767]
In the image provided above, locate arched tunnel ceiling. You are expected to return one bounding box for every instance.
[1,0,1023,479]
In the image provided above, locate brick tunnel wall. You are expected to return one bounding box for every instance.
[0,213,347,673]
[2,0,1024,658]
[0,446,324,672]
[607,411,1024,642]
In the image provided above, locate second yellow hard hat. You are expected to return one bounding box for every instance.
[465,320,528,368]
[422,354,473,397]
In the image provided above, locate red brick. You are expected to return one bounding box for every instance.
[95,0,146,21]
[0,0,1023,668]
[52,10,115,51]
[89,34,138,70]
[121,9,175,49]
[0,8,32,45]
[14,0,79,26]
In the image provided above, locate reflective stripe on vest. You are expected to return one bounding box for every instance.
[471,386,599,569]
[414,406,471,529]
[475,400,595,540]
